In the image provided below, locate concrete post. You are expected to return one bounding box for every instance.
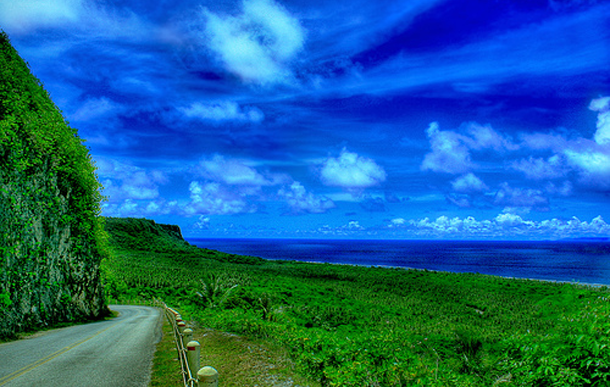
[183,328,193,348]
[197,366,219,387]
[178,321,186,335]
[187,340,201,375]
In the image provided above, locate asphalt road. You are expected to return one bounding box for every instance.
[0,305,162,387]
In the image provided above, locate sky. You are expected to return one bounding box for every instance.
[2,0,610,239]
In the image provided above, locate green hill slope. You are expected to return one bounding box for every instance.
[104,217,610,386]
[104,217,191,252]
[0,31,107,339]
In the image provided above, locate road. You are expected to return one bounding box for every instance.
[0,305,162,387]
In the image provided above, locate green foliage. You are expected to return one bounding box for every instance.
[0,31,105,238]
[499,295,610,386]
[195,274,239,309]
[0,31,107,338]
[0,292,11,307]
[104,218,610,386]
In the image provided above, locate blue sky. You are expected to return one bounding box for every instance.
[2,0,610,239]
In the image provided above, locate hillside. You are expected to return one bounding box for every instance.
[104,217,191,252]
[0,31,107,339]
[105,217,610,386]
[103,217,263,264]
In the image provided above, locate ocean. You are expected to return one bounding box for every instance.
[186,238,610,285]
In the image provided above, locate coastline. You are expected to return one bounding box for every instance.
[188,237,610,286]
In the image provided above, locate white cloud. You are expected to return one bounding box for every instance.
[97,158,167,202]
[101,199,139,217]
[0,0,153,41]
[421,122,474,174]
[590,96,610,145]
[185,181,255,215]
[0,0,84,34]
[411,215,484,235]
[493,183,549,211]
[70,97,123,122]
[345,220,364,231]
[514,97,610,189]
[511,155,567,180]
[422,121,519,175]
[463,122,517,152]
[423,97,610,192]
[494,212,534,228]
[390,218,406,226]
[446,195,472,208]
[96,157,177,218]
[451,173,488,193]
[178,101,264,124]
[589,96,610,112]
[101,198,178,217]
[197,154,274,187]
[395,214,610,239]
[202,0,305,85]
[519,132,568,151]
[278,181,335,214]
[242,0,304,61]
[320,148,386,191]
[565,149,610,175]
[193,216,211,230]
[185,154,296,216]
[102,177,158,201]
[545,181,573,197]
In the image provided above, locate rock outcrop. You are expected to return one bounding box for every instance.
[0,31,107,338]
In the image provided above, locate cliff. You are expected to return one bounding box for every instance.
[104,217,191,253]
[0,32,107,338]
[103,217,265,265]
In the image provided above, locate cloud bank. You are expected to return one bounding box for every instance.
[421,96,610,213]
[390,214,610,240]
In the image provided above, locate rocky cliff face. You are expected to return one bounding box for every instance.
[0,32,107,338]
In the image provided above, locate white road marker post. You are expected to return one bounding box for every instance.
[187,340,201,376]
[177,321,186,335]
[183,328,193,348]
[198,366,219,387]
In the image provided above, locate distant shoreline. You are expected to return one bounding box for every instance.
[187,237,610,286]
[187,236,610,242]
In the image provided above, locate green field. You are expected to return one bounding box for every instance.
[103,218,610,386]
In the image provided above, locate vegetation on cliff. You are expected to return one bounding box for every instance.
[105,217,610,386]
[0,31,107,339]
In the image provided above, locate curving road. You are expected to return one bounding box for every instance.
[0,305,162,387]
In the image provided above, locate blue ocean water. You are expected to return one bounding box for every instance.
[186,238,610,285]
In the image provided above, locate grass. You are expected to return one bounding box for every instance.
[150,316,183,387]
[193,326,318,386]
[150,305,317,387]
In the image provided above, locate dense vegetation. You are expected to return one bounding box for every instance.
[103,217,610,386]
[0,31,107,338]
